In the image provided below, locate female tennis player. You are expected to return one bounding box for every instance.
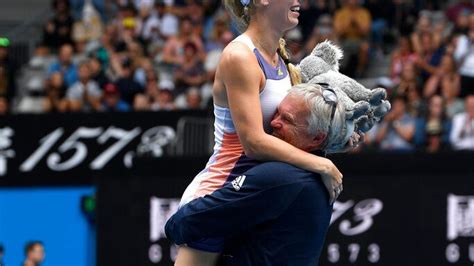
[174,0,343,265]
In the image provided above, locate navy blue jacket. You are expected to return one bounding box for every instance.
[165,161,332,266]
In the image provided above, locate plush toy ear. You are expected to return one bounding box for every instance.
[312,40,343,71]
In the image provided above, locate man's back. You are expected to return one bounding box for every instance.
[219,162,332,266]
[166,161,333,266]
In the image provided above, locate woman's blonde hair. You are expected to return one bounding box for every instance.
[223,0,301,85]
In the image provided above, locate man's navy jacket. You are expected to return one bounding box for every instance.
[165,161,332,266]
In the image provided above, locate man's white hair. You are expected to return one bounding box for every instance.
[289,83,347,151]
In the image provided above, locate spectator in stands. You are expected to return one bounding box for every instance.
[44,72,68,113]
[442,75,465,119]
[47,43,78,87]
[22,241,45,266]
[304,14,337,56]
[133,57,154,88]
[414,31,444,82]
[186,87,202,109]
[134,73,159,111]
[334,0,371,78]
[411,14,435,55]
[174,41,206,96]
[391,62,421,98]
[0,97,7,115]
[101,83,131,112]
[136,2,160,47]
[66,61,102,112]
[153,1,179,40]
[100,24,119,58]
[445,0,474,26]
[390,36,418,84]
[298,0,331,43]
[162,16,205,66]
[423,55,460,98]
[156,87,176,110]
[186,0,205,38]
[110,3,137,39]
[392,0,418,37]
[406,81,427,118]
[69,0,106,21]
[205,16,230,52]
[71,0,104,54]
[364,0,395,54]
[134,78,176,111]
[204,29,233,82]
[431,11,451,47]
[285,27,305,65]
[450,94,474,150]
[0,65,11,114]
[374,96,416,152]
[0,37,17,108]
[115,57,143,105]
[451,8,471,35]
[414,95,451,153]
[89,56,109,90]
[453,18,474,98]
[43,0,74,51]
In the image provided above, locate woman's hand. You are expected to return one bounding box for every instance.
[318,157,343,204]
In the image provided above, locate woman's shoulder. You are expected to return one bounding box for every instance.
[219,41,258,69]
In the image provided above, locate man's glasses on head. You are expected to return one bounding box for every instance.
[316,83,338,126]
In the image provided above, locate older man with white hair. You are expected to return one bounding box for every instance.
[165,83,354,266]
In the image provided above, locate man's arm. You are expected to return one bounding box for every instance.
[165,162,310,252]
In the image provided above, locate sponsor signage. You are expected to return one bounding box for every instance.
[97,155,474,266]
[0,111,208,185]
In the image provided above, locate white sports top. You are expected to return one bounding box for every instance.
[180,34,292,205]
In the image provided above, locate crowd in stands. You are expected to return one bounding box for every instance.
[0,0,473,152]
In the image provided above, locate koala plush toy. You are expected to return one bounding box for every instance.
[297,41,391,152]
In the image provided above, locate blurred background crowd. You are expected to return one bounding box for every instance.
[0,0,473,153]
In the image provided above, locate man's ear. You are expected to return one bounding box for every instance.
[309,132,327,151]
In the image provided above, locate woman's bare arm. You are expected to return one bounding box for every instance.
[219,44,343,189]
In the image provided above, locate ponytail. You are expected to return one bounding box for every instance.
[277,38,301,86]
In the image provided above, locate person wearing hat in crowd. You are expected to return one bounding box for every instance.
[101,82,131,112]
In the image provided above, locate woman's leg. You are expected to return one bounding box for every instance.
[175,246,219,266]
